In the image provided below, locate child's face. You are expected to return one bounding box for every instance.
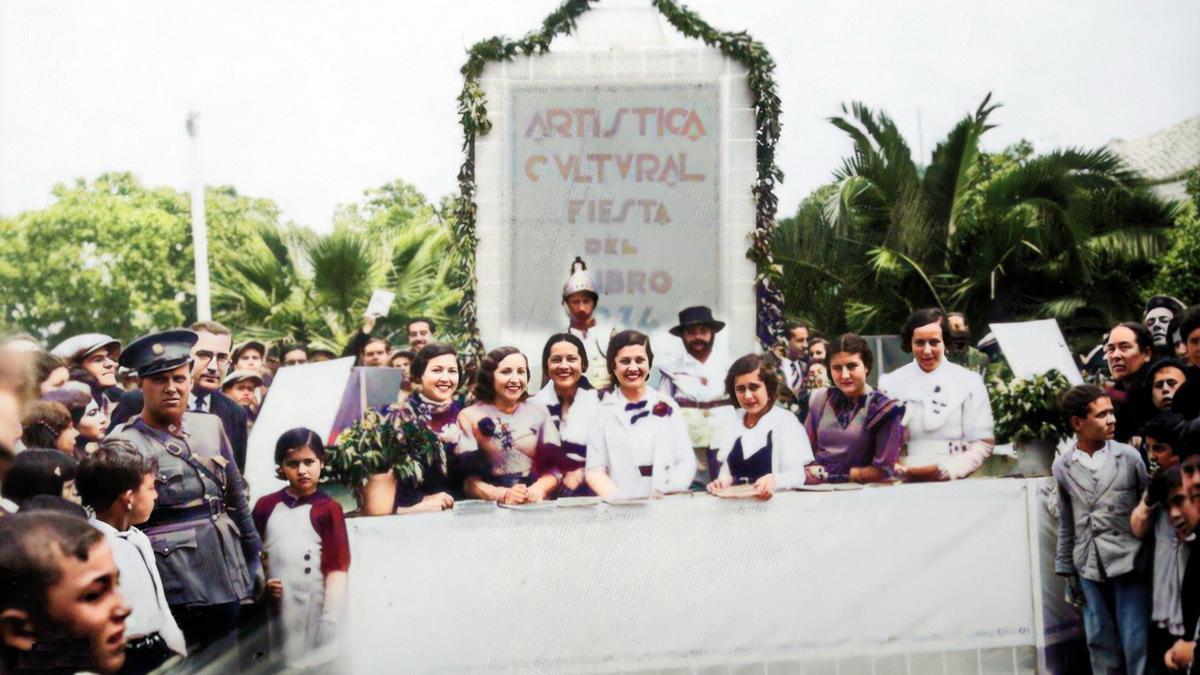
[1146,436,1178,470]
[1167,483,1199,538]
[129,472,158,525]
[1071,397,1115,442]
[281,447,322,496]
[43,540,130,674]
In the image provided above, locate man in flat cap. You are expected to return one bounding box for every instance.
[51,333,125,415]
[221,370,263,426]
[658,306,733,484]
[111,321,250,473]
[107,329,262,653]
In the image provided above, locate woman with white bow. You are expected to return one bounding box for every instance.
[586,331,696,499]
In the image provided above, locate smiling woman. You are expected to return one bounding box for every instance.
[455,347,564,504]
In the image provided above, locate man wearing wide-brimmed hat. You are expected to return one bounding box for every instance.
[658,306,733,484]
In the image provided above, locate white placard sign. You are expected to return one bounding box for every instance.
[244,357,355,499]
[989,319,1084,385]
[508,83,720,337]
[365,289,395,318]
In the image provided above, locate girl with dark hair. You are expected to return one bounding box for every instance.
[389,343,465,513]
[1,449,79,509]
[34,352,69,395]
[1103,321,1158,444]
[879,309,995,481]
[20,400,78,456]
[585,331,695,499]
[530,334,601,496]
[43,388,109,458]
[455,347,563,503]
[253,427,350,667]
[706,354,813,499]
[806,335,905,484]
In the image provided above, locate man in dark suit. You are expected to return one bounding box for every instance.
[109,321,249,472]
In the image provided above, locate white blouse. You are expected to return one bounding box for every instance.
[714,406,814,489]
[529,381,601,464]
[586,388,696,498]
[878,359,995,466]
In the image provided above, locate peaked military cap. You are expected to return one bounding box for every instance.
[119,330,199,378]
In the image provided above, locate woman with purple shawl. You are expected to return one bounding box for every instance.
[804,334,904,484]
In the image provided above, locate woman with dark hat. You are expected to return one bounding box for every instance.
[50,333,125,415]
[107,329,262,652]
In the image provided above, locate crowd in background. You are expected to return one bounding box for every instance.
[0,258,1198,674]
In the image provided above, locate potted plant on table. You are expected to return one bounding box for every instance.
[986,368,1074,477]
[324,405,447,516]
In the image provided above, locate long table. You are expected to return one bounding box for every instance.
[340,478,1082,674]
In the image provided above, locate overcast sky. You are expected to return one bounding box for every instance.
[2,0,1198,231]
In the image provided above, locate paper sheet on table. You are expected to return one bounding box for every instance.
[989,319,1083,385]
[365,289,395,317]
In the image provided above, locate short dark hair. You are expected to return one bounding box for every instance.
[1142,412,1183,449]
[605,330,654,385]
[540,333,588,387]
[1060,384,1109,423]
[281,343,308,358]
[274,427,326,465]
[41,389,92,426]
[900,308,950,353]
[783,321,810,338]
[829,333,875,372]
[724,354,780,408]
[1,450,78,508]
[1179,305,1200,346]
[407,317,437,334]
[33,352,66,386]
[20,401,73,449]
[361,336,390,356]
[76,439,158,511]
[390,349,415,366]
[0,512,103,626]
[410,343,458,382]
[473,347,529,404]
[189,320,231,337]
[1109,321,1154,356]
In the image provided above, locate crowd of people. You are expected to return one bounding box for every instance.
[0,257,1198,674]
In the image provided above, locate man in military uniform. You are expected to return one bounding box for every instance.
[108,329,262,653]
[562,256,614,390]
[657,306,733,484]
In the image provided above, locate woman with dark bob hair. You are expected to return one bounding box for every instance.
[20,400,78,456]
[529,333,601,496]
[455,346,563,503]
[1102,321,1157,444]
[806,334,904,483]
[586,331,695,499]
[706,354,812,499]
[42,388,109,458]
[879,309,995,481]
[376,343,470,513]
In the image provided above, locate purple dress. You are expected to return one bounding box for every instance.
[804,387,904,482]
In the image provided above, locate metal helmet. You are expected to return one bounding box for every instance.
[561,256,599,303]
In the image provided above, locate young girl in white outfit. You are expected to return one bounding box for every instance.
[586,330,696,499]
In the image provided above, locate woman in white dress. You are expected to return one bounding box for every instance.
[586,330,696,499]
[707,354,813,499]
[457,347,563,503]
[529,333,602,496]
[878,308,995,481]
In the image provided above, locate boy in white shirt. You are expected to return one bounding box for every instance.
[77,439,186,674]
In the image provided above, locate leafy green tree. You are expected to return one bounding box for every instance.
[212,180,461,351]
[1149,168,1200,304]
[0,173,292,343]
[774,96,1178,342]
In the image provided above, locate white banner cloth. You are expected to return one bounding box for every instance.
[341,479,1079,673]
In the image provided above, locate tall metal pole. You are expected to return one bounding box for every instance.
[187,111,212,321]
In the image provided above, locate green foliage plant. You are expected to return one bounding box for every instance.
[987,368,1073,446]
[324,405,446,488]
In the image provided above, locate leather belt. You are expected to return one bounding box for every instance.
[144,497,226,529]
[675,399,731,410]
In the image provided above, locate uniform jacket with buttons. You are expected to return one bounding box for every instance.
[109,413,262,607]
[1052,439,1148,581]
[110,389,250,474]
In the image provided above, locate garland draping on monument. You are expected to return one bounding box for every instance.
[451,0,786,366]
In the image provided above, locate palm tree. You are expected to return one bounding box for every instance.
[776,95,1177,339]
